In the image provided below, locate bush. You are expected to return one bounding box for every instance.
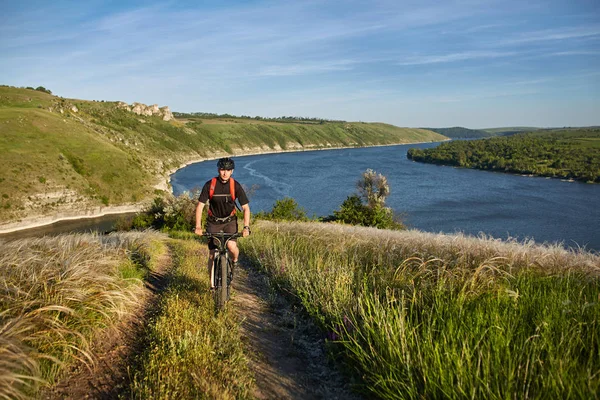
[132,213,155,230]
[34,86,52,94]
[331,195,368,226]
[256,197,309,222]
[126,191,200,232]
[357,169,389,208]
[327,170,404,230]
[332,195,403,230]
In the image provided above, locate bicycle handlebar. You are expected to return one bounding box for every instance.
[199,231,242,251]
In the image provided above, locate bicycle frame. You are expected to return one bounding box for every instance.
[203,231,240,310]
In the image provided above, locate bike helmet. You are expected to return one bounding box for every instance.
[217,157,235,170]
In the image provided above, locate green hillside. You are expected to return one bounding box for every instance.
[0,86,446,228]
[407,129,600,183]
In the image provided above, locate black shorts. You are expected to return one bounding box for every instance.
[206,218,238,250]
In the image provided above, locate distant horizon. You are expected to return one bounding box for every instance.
[6,80,600,131]
[170,107,599,130]
[2,0,598,128]
[7,81,600,131]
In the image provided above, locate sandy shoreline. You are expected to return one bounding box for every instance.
[0,140,444,234]
[0,205,143,235]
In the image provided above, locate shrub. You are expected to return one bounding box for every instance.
[128,191,200,232]
[333,195,403,230]
[132,213,155,230]
[34,86,52,94]
[163,192,198,231]
[331,195,368,225]
[64,153,88,176]
[357,168,389,208]
[256,197,309,222]
[328,170,404,230]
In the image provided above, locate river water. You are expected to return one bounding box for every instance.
[172,143,600,252]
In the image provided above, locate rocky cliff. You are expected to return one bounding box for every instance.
[117,101,174,121]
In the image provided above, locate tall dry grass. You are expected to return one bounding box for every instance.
[0,231,166,399]
[241,220,600,399]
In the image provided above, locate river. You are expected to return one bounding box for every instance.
[171,143,600,252]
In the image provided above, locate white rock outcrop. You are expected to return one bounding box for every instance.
[117,101,173,121]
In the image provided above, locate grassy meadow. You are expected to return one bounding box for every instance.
[2,220,599,399]
[241,220,600,399]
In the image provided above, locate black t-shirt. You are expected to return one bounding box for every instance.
[198,178,249,218]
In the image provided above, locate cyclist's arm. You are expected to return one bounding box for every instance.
[195,201,205,235]
[241,203,251,237]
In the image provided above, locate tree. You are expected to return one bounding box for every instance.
[333,195,369,226]
[331,169,404,230]
[269,197,308,221]
[258,197,308,221]
[35,86,52,94]
[356,168,390,208]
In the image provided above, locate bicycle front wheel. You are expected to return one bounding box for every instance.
[219,254,228,308]
[212,256,223,311]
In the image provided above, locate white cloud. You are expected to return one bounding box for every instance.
[497,26,600,46]
[397,51,518,65]
[258,60,359,76]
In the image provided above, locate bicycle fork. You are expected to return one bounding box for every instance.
[210,250,221,288]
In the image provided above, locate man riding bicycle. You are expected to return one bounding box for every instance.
[194,157,251,283]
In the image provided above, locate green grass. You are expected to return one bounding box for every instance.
[4,216,598,398]
[127,238,254,399]
[0,231,167,399]
[0,105,154,219]
[240,220,600,399]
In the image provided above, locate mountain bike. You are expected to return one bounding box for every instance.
[203,232,240,311]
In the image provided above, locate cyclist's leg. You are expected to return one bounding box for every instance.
[227,240,239,263]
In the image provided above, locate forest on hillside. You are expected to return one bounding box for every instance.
[421,126,495,138]
[173,111,346,124]
[407,129,600,183]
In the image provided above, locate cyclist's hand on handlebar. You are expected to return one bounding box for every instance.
[242,226,250,237]
[194,227,203,236]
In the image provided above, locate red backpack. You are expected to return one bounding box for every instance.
[208,177,237,217]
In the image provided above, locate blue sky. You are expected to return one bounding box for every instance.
[1,0,599,128]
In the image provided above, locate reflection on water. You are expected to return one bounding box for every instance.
[0,213,137,241]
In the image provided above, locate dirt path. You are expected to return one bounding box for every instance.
[43,248,173,399]
[42,246,360,399]
[232,262,362,400]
